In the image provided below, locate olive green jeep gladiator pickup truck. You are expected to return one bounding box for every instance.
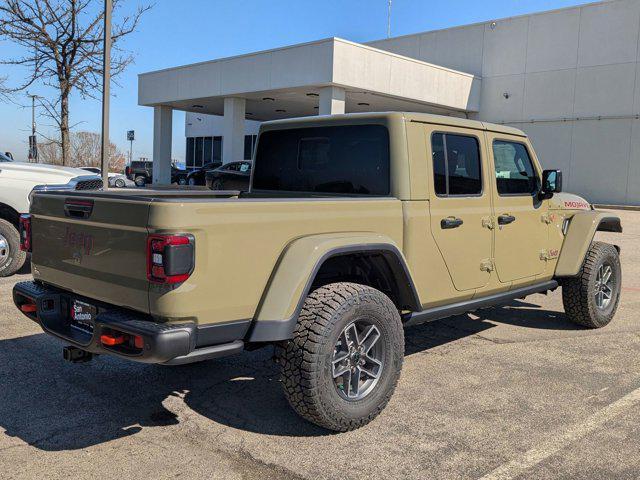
[14,112,622,431]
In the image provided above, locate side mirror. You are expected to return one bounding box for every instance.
[542,169,562,194]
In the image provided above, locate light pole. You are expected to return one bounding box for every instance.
[127,130,135,166]
[387,0,392,38]
[100,0,112,190]
[26,92,40,162]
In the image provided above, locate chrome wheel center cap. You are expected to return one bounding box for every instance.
[0,235,9,264]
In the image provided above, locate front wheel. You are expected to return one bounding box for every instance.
[276,282,404,431]
[562,241,622,328]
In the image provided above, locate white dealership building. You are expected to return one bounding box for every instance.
[139,0,640,205]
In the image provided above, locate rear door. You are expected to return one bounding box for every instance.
[426,127,493,291]
[487,134,548,283]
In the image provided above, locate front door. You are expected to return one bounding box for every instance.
[487,135,548,283]
[427,128,493,291]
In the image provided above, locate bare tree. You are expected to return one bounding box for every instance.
[38,130,126,172]
[71,130,125,171]
[0,0,150,164]
[0,76,9,101]
[37,140,61,164]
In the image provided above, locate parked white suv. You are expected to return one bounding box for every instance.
[0,152,102,276]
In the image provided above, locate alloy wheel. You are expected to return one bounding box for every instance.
[594,263,614,309]
[332,321,384,401]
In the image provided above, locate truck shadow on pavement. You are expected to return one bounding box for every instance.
[0,303,578,450]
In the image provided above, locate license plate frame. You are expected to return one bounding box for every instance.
[70,299,97,334]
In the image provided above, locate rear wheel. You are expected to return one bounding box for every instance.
[211,179,223,190]
[276,282,404,431]
[0,219,27,277]
[562,241,621,328]
[134,176,147,187]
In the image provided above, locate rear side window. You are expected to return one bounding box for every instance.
[252,125,390,195]
[431,133,482,196]
[493,140,539,195]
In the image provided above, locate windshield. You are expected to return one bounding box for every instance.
[0,152,13,162]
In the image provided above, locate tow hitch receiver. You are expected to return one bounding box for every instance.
[63,346,94,363]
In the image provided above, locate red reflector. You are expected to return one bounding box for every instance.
[151,264,165,278]
[64,199,94,207]
[100,334,126,346]
[20,303,37,313]
[134,335,144,349]
[19,214,32,252]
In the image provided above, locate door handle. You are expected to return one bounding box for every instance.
[441,217,464,229]
[497,214,516,225]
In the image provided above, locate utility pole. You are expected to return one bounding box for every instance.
[26,93,39,162]
[387,0,392,38]
[100,0,112,190]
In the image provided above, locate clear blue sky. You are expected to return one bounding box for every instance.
[0,0,587,164]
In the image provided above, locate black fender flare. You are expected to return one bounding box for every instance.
[247,241,420,343]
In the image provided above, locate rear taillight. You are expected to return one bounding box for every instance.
[146,234,195,284]
[125,166,131,176]
[19,214,32,252]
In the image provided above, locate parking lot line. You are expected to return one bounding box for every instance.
[479,385,640,480]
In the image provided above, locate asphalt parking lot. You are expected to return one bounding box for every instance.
[1,209,639,480]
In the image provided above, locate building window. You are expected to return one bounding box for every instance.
[186,136,223,168]
[195,137,204,168]
[204,137,213,164]
[213,136,222,162]
[186,137,195,168]
[431,132,482,196]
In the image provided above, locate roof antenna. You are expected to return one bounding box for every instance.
[387,0,392,38]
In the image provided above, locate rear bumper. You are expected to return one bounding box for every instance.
[13,281,246,365]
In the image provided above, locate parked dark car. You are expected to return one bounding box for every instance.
[186,162,222,186]
[205,161,252,191]
[171,168,189,186]
[125,160,188,186]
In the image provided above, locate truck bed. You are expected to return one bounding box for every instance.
[29,189,403,325]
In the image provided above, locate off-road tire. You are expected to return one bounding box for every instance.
[0,219,27,277]
[134,176,147,187]
[562,241,621,328]
[276,282,404,432]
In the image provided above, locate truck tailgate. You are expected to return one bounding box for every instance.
[29,192,151,313]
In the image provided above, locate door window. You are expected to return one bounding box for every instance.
[431,133,482,196]
[492,140,539,195]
